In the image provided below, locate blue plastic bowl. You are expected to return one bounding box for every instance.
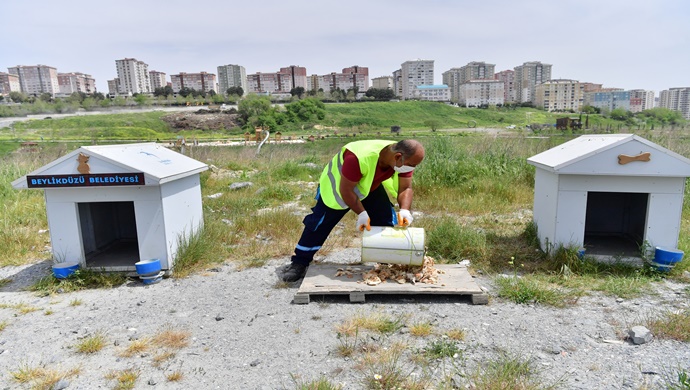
[651,261,674,272]
[654,247,684,266]
[135,259,162,276]
[140,271,164,285]
[53,262,80,279]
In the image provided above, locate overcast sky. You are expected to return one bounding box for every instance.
[1,0,687,95]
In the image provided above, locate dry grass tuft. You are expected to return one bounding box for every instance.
[105,368,139,390]
[409,321,434,337]
[335,311,406,337]
[0,320,8,332]
[166,370,184,382]
[152,328,190,349]
[152,351,177,368]
[118,338,151,358]
[10,363,80,390]
[445,328,466,341]
[69,298,83,306]
[74,332,107,354]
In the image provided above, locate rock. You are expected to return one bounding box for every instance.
[52,378,69,389]
[229,182,253,190]
[628,326,653,344]
[215,315,224,321]
[147,378,157,385]
[250,359,261,367]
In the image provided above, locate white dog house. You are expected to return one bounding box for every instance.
[527,134,690,259]
[12,143,208,273]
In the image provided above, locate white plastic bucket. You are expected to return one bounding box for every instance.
[361,226,425,265]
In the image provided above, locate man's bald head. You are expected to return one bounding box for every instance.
[391,140,425,166]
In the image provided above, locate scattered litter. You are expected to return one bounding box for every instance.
[206,193,223,199]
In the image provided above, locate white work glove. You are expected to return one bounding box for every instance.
[357,211,371,231]
[398,209,413,227]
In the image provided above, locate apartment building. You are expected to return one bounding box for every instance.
[308,66,369,93]
[413,85,450,102]
[584,90,631,112]
[57,72,96,95]
[441,68,461,101]
[457,80,504,107]
[279,65,308,90]
[217,64,247,95]
[371,76,393,90]
[392,69,402,97]
[581,82,603,93]
[629,89,655,112]
[534,79,584,112]
[0,72,21,95]
[247,65,307,94]
[8,64,59,96]
[494,70,515,103]
[443,62,496,102]
[115,58,151,94]
[514,61,552,104]
[107,79,120,95]
[659,87,690,119]
[170,72,217,93]
[149,71,167,91]
[401,60,434,100]
[247,72,292,93]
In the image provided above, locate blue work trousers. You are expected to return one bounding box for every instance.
[291,185,398,266]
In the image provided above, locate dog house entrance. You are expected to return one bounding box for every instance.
[584,192,648,257]
[78,201,140,268]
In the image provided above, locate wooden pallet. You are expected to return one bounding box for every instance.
[293,264,488,305]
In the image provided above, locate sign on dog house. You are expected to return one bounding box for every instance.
[527,134,690,259]
[12,143,208,273]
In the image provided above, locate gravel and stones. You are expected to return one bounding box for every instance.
[0,249,688,389]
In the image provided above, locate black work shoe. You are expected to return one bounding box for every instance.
[282,263,308,282]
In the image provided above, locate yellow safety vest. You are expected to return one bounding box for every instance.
[319,140,400,210]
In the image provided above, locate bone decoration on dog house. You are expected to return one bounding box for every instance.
[527,134,690,260]
[12,143,208,273]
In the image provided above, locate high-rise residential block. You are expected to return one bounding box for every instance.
[149,71,167,91]
[170,72,217,93]
[443,62,495,102]
[514,61,552,103]
[217,64,247,95]
[494,70,515,103]
[247,65,307,94]
[279,65,308,90]
[371,76,393,90]
[392,69,402,97]
[457,80,504,107]
[308,66,369,93]
[401,60,434,100]
[581,82,603,93]
[659,87,690,119]
[0,72,21,95]
[107,79,120,95]
[57,72,96,95]
[8,64,59,96]
[534,79,584,112]
[628,89,655,112]
[115,58,151,95]
[341,66,369,91]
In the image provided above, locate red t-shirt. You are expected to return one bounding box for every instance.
[341,149,413,190]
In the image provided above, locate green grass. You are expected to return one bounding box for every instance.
[0,115,688,297]
[30,268,127,295]
[468,353,560,390]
